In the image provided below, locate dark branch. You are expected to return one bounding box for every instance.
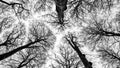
[0,39,43,61]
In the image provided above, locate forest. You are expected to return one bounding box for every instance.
[0,0,119,68]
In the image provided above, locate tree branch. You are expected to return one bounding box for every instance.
[0,39,42,61]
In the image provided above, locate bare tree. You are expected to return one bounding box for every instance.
[0,1,56,68]
[51,45,82,68]
[80,9,120,68]
[81,13,120,49]
[65,33,92,68]
[0,21,55,61]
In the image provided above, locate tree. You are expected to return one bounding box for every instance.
[65,33,93,68]
[80,6,120,68]
[0,20,55,62]
[43,0,117,30]
[0,0,56,68]
[50,44,82,68]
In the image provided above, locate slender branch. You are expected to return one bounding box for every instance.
[100,49,120,61]
[0,0,10,5]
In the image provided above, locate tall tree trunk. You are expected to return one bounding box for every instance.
[66,37,92,68]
